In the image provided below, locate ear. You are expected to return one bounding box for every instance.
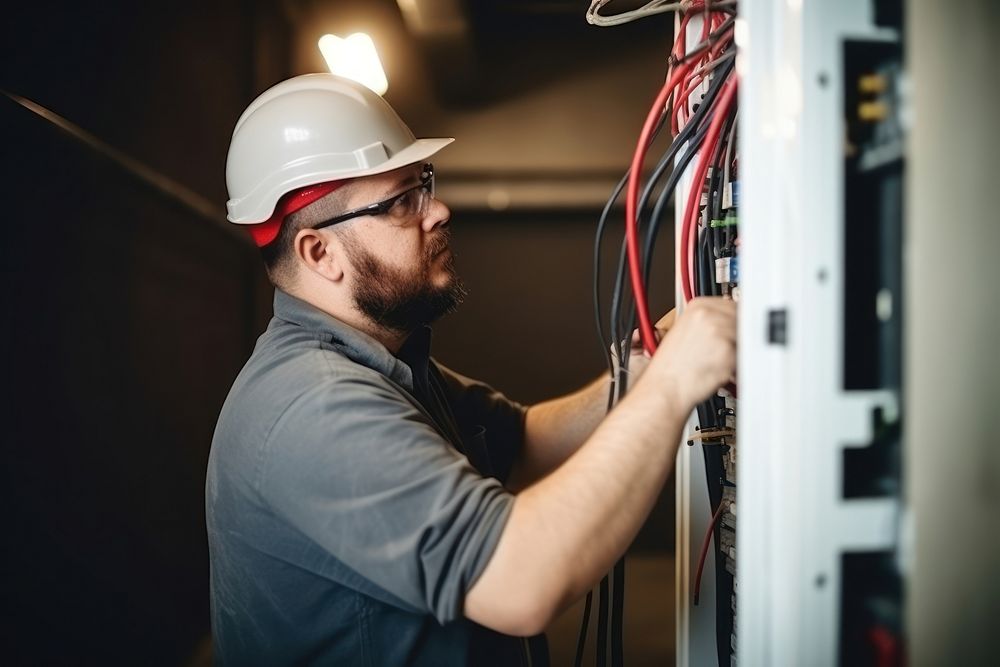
[293,228,346,283]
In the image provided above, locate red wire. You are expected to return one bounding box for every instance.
[671,30,734,135]
[676,14,709,130]
[627,8,736,356]
[693,501,726,605]
[626,59,698,356]
[680,76,738,303]
[669,12,695,135]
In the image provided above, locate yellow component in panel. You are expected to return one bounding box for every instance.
[858,100,890,122]
[858,73,889,94]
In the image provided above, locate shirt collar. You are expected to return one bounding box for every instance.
[271,288,433,392]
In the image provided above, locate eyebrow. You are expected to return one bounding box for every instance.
[390,170,422,192]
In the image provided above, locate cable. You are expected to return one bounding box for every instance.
[597,575,609,667]
[641,57,735,287]
[625,60,699,355]
[593,107,674,373]
[625,18,737,353]
[693,501,726,605]
[586,0,685,27]
[593,169,633,375]
[588,9,739,665]
[679,76,738,303]
[573,590,594,667]
[612,556,625,667]
[607,37,733,384]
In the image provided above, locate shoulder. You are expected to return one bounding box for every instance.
[210,325,410,488]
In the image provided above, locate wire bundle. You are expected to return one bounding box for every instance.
[580,3,739,666]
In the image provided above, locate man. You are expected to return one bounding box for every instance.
[207,73,736,666]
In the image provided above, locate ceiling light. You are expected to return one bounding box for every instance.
[318,33,388,96]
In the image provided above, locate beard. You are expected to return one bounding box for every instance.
[343,229,467,335]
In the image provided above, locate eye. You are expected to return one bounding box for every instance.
[389,189,418,217]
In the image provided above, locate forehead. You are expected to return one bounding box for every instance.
[299,163,422,223]
[350,164,423,200]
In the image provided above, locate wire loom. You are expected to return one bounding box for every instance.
[581,2,739,666]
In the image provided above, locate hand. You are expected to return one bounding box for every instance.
[645,297,736,411]
[622,309,677,384]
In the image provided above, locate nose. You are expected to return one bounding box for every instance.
[421,196,451,233]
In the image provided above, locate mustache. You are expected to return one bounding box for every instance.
[426,229,452,258]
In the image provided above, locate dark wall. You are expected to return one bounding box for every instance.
[1,2,676,664]
[1,1,287,664]
[434,210,678,553]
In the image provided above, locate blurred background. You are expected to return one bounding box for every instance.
[0,1,681,664]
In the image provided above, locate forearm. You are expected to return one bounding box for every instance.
[465,298,735,636]
[465,370,687,634]
[509,373,612,490]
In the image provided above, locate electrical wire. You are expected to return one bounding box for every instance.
[587,7,739,664]
[693,501,726,605]
[597,575,609,667]
[573,590,593,667]
[626,53,736,352]
[640,56,735,287]
[606,37,734,385]
[593,169,633,376]
[586,0,685,27]
[625,60,700,354]
[611,556,625,667]
[680,77,738,303]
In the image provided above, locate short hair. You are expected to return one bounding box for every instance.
[258,186,353,289]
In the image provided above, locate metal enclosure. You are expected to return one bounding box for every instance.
[677,1,908,665]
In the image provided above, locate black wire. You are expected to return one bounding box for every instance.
[700,110,732,297]
[593,169,632,376]
[573,379,621,667]
[670,15,736,67]
[593,112,670,374]
[641,119,711,287]
[640,57,736,293]
[604,54,734,369]
[589,21,737,667]
[609,57,734,368]
[573,590,593,667]
[608,49,735,376]
[611,556,625,667]
[654,56,737,310]
[597,575,609,667]
[608,106,706,370]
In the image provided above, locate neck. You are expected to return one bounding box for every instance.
[286,283,412,354]
[350,317,411,355]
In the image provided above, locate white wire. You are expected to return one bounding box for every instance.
[586,0,685,27]
[587,0,739,27]
[723,109,739,192]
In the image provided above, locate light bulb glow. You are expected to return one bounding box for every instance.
[318,33,388,95]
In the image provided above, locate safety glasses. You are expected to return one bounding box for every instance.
[312,163,435,230]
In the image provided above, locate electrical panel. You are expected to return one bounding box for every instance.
[676,1,907,666]
[586,1,908,664]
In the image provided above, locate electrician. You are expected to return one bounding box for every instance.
[207,73,737,666]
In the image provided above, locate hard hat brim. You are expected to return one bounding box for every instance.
[227,137,454,224]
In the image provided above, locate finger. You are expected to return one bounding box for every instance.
[690,296,737,316]
[654,308,677,331]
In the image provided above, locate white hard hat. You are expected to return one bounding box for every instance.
[226,73,454,224]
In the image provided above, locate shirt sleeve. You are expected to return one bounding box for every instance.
[257,369,514,625]
[431,361,527,485]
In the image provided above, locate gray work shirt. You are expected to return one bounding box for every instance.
[206,290,548,666]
